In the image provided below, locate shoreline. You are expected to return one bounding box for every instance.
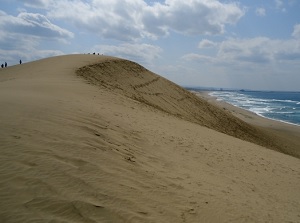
[194,91,300,159]
[208,91,300,128]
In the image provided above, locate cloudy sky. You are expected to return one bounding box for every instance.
[1,0,300,91]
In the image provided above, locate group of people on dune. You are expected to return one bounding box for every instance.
[1,60,22,68]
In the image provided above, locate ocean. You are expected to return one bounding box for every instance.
[194,90,300,126]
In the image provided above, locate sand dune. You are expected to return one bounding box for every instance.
[77,58,299,157]
[0,54,299,222]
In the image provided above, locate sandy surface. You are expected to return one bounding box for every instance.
[0,54,299,222]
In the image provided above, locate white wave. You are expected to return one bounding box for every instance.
[207,91,300,126]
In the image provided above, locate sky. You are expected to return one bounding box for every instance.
[0,0,300,91]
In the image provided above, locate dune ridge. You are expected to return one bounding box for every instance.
[76,58,294,156]
[0,54,299,222]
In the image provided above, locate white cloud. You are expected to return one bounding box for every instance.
[219,37,300,63]
[274,0,286,12]
[142,0,245,36]
[182,53,215,63]
[0,10,73,39]
[0,33,64,64]
[275,0,283,8]
[94,43,162,65]
[19,12,74,38]
[17,0,52,8]
[181,35,300,91]
[198,39,217,48]
[255,7,266,17]
[0,10,72,65]
[44,0,244,41]
[47,0,146,41]
[183,34,300,66]
[292,24,300,39]
[218,37,274,63]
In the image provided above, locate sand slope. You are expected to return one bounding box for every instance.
[0,54,299,222]
[77,59,296,156]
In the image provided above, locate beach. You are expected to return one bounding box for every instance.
[195,91,300,158]
[0,54,299,222]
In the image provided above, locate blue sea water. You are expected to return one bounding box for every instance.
[207,90,300,126]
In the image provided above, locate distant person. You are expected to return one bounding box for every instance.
[1,64,3,68]
[5,62,7,67]
[19,60,22,64]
